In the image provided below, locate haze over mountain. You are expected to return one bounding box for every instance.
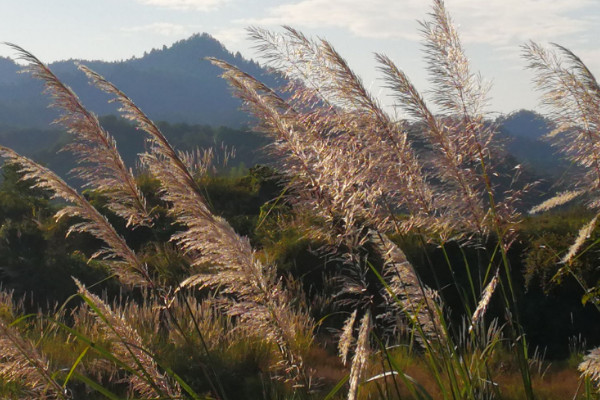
[0,33,274,128]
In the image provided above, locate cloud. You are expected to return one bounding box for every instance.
[212,27,246,49]
[246,0,598,46]
[135,0,228,11]
[121,23,191,36]
[245,0,424,40]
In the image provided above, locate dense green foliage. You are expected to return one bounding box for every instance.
[0,159,598,360]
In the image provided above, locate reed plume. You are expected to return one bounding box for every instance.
[469,268,500,333]
[78,64,314,386]
[377,53,487,237]
[75,279,182,399]
[524,41,600,278]
[0,146,149,287]
[562,215,598,265]
[244,26,437,233]
[6,44,150,228]
[347,311,370,400]
[529,189,584,214]
[0,291,65,399]
[524,41,600,198]
[338,309,357,367]
[579,347,600,387]
[369,230,445,345]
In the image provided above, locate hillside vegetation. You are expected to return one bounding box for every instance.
[1,1,600,399]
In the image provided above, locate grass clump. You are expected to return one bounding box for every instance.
[2,0,600,399]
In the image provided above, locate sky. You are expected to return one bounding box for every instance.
[1,0,599,114]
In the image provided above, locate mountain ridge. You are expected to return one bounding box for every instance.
[0,33,273,128]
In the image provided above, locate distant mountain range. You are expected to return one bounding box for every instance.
[0,32,570,186]
[0,33,275,128]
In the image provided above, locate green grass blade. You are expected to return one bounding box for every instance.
[71,371,125,400]
[63,345,90,388]
[323,374,349,400]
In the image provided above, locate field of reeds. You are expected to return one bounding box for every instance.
[1,0,600,398]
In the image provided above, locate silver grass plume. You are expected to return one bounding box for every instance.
[421,0,508,238]
[75,279,182,399]
[422,0,490,117]
[338,309,357,367]
[209,58,372,245]
[529,190,584,214]
[0,146,150,287]
[6,44,150,228]
[562,215,598,265]
[0,294,65,399]
[579,347,600,388]
[78,64,256,272]
[377,53,487,236]
[245,27,437,232]
[369,230,445,345]
[79,66,314,386]
[211,58,377,305]
[523,41,600,197]
[347,311,371,400]
[469,268,500,333]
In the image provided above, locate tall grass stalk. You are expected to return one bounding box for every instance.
[0,0,598,398]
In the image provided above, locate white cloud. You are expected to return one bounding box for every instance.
[212,27,246,50]
[450,0,596,45]
[246,0,598,46]
[245,0,425,40]
[135,0,228,11]
[121,23,190,36]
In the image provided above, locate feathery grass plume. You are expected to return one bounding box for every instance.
[523,41,600,194]
[78,63,256,271]
[79,64,315,387]
[579,347,600,388]
[6,44,150,228]
[0,146,149,287]
[338,309,357,367]
[210,58,372,244]
[75,279,182,399]
[418,0,508,238]
[529,190,584,214]
[347,311,370,400]
[422,0,490,117]
[245,27,437,232]
[0,292,65,399]
[369,230,444,344]
[180,261,315,387]
[212,58,382,315]
[469,268,500,334]
[377,53,487,236]
[562,215,598,265]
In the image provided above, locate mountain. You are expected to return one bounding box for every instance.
[497,109,569,178]
[0,33,274,128]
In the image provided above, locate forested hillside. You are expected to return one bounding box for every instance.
[0,33,274,127]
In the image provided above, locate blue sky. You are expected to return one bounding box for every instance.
[1,0,599,114]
